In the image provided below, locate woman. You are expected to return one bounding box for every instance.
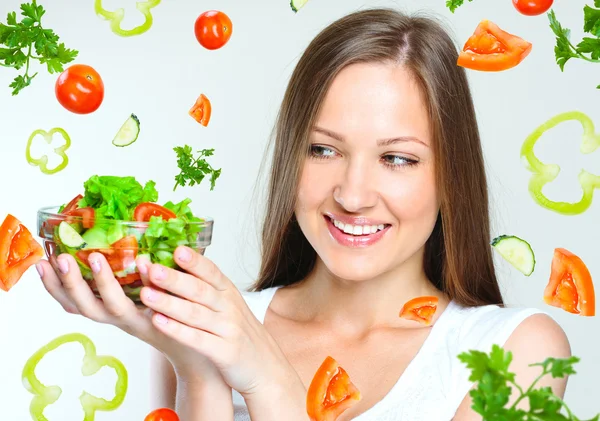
[36,7,571,421]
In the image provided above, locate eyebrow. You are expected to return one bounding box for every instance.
[312,126,428,147]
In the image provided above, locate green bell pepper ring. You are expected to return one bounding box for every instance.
[520,110,600,215]
[22,333,128,421]
[25,128,71,175]
[95,0,161,37]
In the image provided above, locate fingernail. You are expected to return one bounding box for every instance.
[177,247,191,262]
[155,313,168,325]
[90,259,101,274]
[35,263,44,278]
[145,288,158,302]
[154,266,166,281]
[58,258,69,274]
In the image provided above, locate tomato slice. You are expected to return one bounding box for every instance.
[76,235,139,285]
[0,214,44,291]
[306,356,361,421]
[133,203,176,222]
[65,207,95,229]
[48,194,84,227]
[144,408,179,421]
[188,93,212,126]
[457,20,532,72]
[544,248,595,316]
[399,296,439,325]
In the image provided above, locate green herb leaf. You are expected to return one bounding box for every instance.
[445,0,472,13]
[530,356,579,378]
[173,145,222,191]
[548,10,578,71]
[584,5,600,37]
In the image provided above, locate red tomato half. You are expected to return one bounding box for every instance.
[55,64,104,114]
[134,203,176,222]
[513,0,553,16]
[145,408,180,421]
[194,10,233,50]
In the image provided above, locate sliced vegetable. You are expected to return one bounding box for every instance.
[513,0,553,16]
[491,235,535,276]
[306,356,361,421]
[134,203,176,222]
[399,296,439,325]
[58,222,86,249]
[457,20,532,72]
[25,128,71,175]
[189,93,212,126]
[145,408,180,421]
[0,214,44,291]
[520,111,600,215]
[112,114,140,147]
[55,64,104,114]
[544,248,595,316]
[290,0,309,12]
[95,0,161,37]
[194,11,232,50]
[81,226,110,249]
[22,333,128,421]
[76,235,139,284]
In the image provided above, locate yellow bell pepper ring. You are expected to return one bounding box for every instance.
[520,111,600,215]
[95,0,162,37]
[25,128,71,175]
[22,333,128,421]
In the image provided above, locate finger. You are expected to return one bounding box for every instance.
[37,259,80,315]
[88,252,138,321]
[148,263,224,312]
[55,253,110,323]
[140,287,230,337]
[150,311,228,365]
[173,246,230,291]
[136,256,166,293]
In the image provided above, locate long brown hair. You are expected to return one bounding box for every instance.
[249,8,503,307]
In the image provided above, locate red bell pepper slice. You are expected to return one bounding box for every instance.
[306,356,361,421]
[0,214,44,291]
[188,93,212,126]
[399,296,439,325]
[457,20,532,72]
[544,248,595,316]
[76,235,139,285]
[133,202,176,222]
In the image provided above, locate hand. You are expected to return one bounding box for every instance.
[37,252,223,384]
[139,245,305,400]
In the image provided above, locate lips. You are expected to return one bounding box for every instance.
[324,215,390,248]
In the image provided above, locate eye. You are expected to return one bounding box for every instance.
[310,145,337,159]
[381,154,419,169]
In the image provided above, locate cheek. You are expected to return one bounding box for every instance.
[296,163,334,213]
[382,166,438,217]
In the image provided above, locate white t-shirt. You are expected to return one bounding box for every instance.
[232,286,546,420]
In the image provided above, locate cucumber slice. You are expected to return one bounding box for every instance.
[290,0,308,12]
[82,226,110,249]
[112,114,140,147]
[491,235,535,276]
[58,222,86,249]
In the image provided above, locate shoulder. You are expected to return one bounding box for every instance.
[238,285,281,323]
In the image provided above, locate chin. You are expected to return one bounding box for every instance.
[321,255,387,283]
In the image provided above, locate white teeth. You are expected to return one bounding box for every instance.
[330,218,387,236]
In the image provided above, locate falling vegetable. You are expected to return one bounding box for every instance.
[513,0,553,16]
[306,356,361,421]
[94,0,161,37]
[0,214,43,292]
[446,0,474,13]
[189,93,212,126]
[548,4,600,88]
[290,0,310,12]
[112,114,140,147]
[173,145,221,191]
[544,248,595,317]
[22,333,128,421]
[491,235,536,276]
[194,11,233,50]
[520,111,600,215]
[25,127,72,175]
[457,20,532,72]
[55,64,104,114]
[145,408,180,421]
[399,296,439,325]
[0,0,79,95]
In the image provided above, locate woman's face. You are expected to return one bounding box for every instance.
[295,62,440,282]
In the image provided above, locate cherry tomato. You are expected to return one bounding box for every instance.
[144,408,180,421]
[512,0,553,16]
[55,64,104,114]
[194,10,233,50]
[133,203,176,222]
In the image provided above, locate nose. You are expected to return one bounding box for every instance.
[333,159,378,212]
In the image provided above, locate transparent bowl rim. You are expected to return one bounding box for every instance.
[37,206,214,226]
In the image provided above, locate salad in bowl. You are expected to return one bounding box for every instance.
[37,175,213,303]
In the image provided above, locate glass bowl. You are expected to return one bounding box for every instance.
[37,206,213,304]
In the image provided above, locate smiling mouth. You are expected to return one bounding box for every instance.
[325,215,391,236]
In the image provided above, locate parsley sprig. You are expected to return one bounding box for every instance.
[445,0,474,13]
[173,145,222,191]
[459,344,599,420]
[0,0,78,95]
[548,2,600,88]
